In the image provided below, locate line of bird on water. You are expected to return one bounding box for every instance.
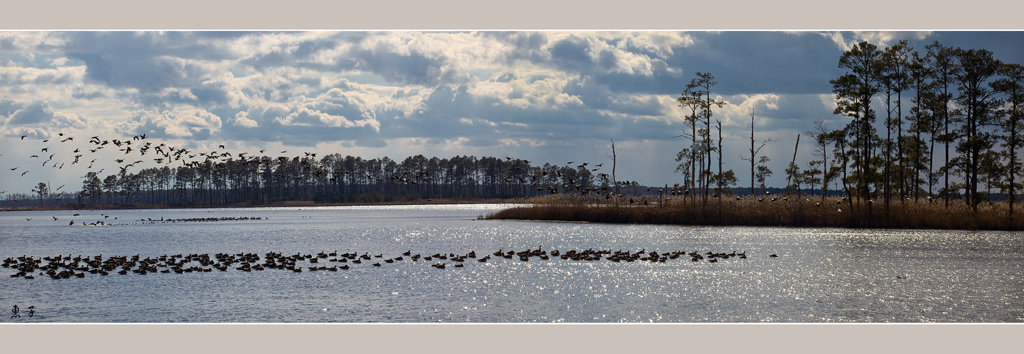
[22,214,265,226]
[3,248,777,280]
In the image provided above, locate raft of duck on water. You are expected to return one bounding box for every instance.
[3,247,778,280]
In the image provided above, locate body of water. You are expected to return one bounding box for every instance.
[2,204,1022,322]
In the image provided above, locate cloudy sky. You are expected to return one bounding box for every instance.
[1,31,1023,195]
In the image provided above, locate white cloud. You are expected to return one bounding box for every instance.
[125,106,223,138]
[0,65,84,86]
[516,32,694,76]
[820,31,935,51]
[0,32,66,52]
[722,93,781,116]
[276,106,380,131]
[468,66,584,110]
[232,111,259,128]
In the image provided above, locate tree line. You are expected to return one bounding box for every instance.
[0,154,645,208]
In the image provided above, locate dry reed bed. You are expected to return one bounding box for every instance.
[485,195,1024,231]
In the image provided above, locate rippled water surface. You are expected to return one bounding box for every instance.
[2,204,1022,322]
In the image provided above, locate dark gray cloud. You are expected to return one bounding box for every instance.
[908,32,1024,64]
[662,32,845,96]
[349,47,456,87]
[68,52,201,92]
[8,102,53,124]
[0,37,15,50]
[62,32,232,93]
[548,35,594,71]
[0,100,19,118]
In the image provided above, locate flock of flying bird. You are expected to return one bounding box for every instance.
[3,247,776,280]
[2,132,356,203]
[4,132,165,202]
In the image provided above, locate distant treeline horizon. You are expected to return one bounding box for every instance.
[2,153,642,209]
[2,145,1009,210]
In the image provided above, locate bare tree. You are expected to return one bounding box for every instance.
[608,139,618,196]
[740,109,774,197]
[809,120,834,203]
[786,134,801,194]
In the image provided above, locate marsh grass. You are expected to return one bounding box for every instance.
[485,195,1024,230]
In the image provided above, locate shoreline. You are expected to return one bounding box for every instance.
[7,195,1021,231]
[0,198,527,212]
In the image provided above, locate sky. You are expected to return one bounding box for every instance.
[1,31,1023,195]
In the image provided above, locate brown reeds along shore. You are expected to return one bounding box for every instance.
[483,195,1024,231]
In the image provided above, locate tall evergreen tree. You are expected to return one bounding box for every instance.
[925,41,958,207]
[952,48,1002,210]
[831,41,883,219]
[992,63,1024,220]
